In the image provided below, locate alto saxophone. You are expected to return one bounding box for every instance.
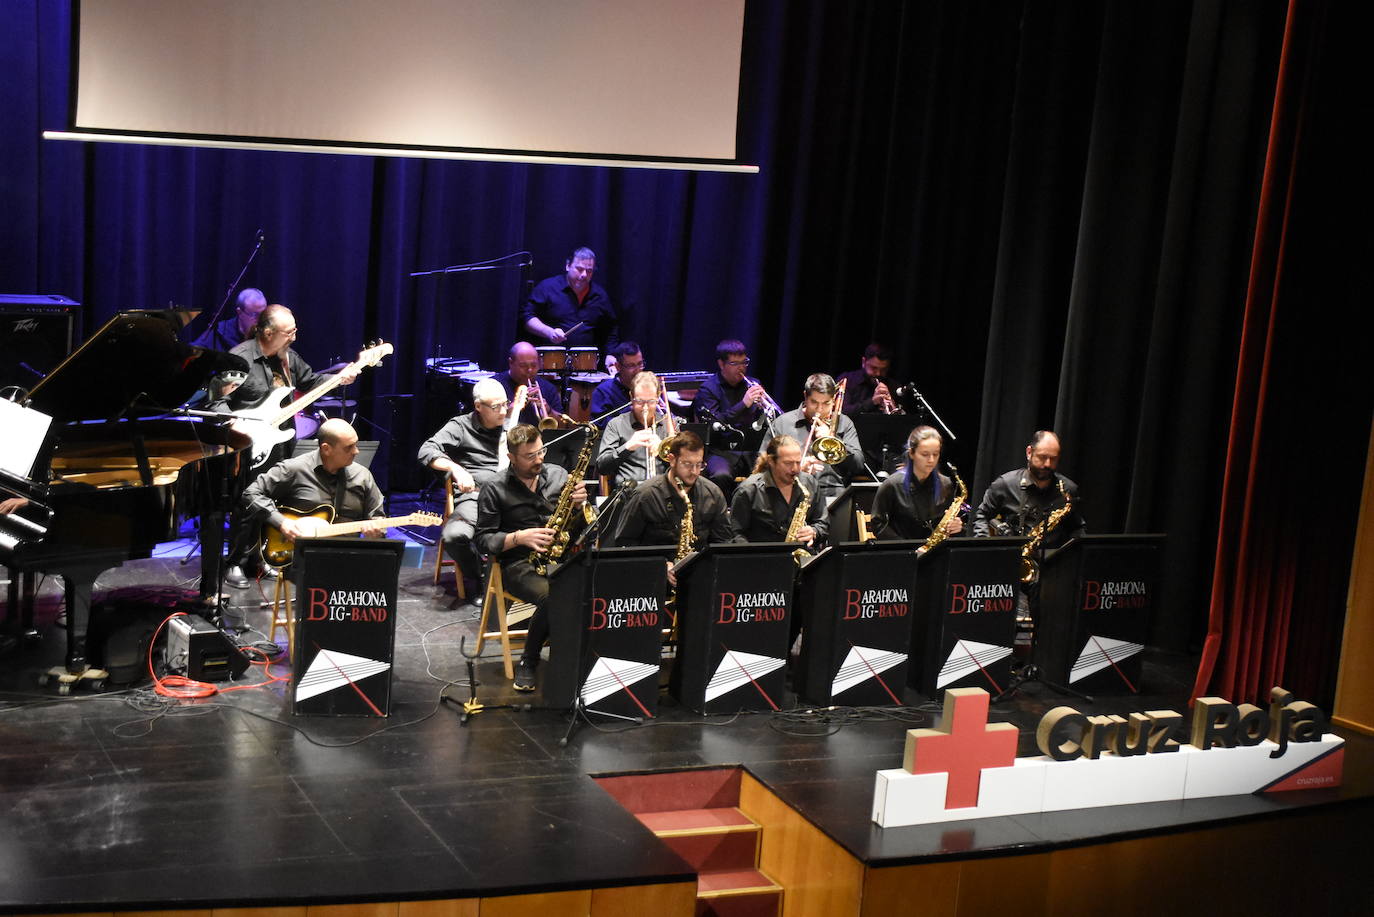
[919,463,968,555]
[530,423,600,575]
[673,476,696,563]
[786,481,812,564]
[1020,477,1071,585]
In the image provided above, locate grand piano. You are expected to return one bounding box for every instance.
[0,310,249,685]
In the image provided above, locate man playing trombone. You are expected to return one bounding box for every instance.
[595,371,679,491]
[758,373,864,506]
[691,339,780,497]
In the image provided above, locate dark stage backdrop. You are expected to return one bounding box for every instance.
[3,1,1369,698]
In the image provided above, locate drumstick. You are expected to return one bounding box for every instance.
[562,321,586,336]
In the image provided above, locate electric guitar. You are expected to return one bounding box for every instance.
[261,505,441,568]
[234,341,393,468]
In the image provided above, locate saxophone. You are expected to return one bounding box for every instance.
[672,476,696,563]
[786,481,812,564]
[1020,477,1071,585]
[919,463,968,556]
[529,423,600,575]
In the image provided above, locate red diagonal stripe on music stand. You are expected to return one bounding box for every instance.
[721,642,779,711]
[311,641,384,716]
[958,641,1005,695]
[847,640,902,705]
[1089,635,1138,693]
[591,652,654,719]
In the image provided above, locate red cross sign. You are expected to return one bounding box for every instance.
[903,688,1019,809]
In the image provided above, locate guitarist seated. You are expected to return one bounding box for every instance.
[242,419,389,565]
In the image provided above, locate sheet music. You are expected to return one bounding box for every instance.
[0,399,53,479]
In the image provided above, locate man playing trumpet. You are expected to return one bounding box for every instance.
[595,371,680,491]
[758,373,864,506]
[493,342,564,428]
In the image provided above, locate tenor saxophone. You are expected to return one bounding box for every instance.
[919,463,967,555]
[530,423,600,575]
[1020,477,1071,585]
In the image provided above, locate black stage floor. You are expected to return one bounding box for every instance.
[2,519,1371,912]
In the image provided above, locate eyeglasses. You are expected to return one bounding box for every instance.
[514,447,548,460]
[631,398,658,407]
[675,461,707,471]
[724,359,750,367]
[479,401,510,411]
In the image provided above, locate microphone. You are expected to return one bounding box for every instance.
[256,228,265,243]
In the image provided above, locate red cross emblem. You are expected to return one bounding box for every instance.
[903,688,1019,809]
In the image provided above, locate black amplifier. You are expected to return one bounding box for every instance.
[0,294,81,392]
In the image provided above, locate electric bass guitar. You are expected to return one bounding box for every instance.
[234,341,393,469]
[261,505,441,568]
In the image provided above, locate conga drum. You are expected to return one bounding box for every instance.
[536,346,567,372]
[568,346,600,372]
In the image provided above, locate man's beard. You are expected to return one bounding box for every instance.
[1028,465,1054,483]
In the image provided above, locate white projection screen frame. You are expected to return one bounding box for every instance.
[68,0,752,171]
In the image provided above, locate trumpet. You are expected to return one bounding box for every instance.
[801,379,848,465]
[874,376,902,414]
[526,381,572,431]
[746,376,783,431]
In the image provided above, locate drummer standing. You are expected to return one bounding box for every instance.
[521,246,622,369]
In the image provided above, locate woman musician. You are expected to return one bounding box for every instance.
[595,370,682,491]
[870,425,967,541]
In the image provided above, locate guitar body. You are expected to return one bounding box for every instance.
[235,385,300,468]
[261,506,334,568]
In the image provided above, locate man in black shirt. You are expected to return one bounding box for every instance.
[474,424,589,691]
[190,288,267,352]
[758,373,864,507]
[491,342,564,427]
[872,425,966,545]
[729,435,827,551]
[973,430,1084,546]
[418,377,509,588]
[521,246,620,364]
[589,341,644,425]
[242,419,387,550]
[610,431,733,552]
[836,342,899,417]
[691,339,779,497]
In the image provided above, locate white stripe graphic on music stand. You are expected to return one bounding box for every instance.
[705,650,784,702]
[937,639,1013,688]
[580,656,659,705]
[831,645,906,697]
[1070,636,1143,683]
[296,648,391,701]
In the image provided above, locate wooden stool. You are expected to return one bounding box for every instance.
[430,477,468,601]
[471,559,537,680]
[269,573,294,659]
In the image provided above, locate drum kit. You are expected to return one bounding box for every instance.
[294,359,360,437]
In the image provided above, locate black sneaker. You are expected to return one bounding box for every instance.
[513,660,537,692]
[224,566,251,588]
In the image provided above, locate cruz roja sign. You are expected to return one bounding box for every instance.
[872,687,1344,828]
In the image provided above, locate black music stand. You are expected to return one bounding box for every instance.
[827,482,880,543]
[909,537,1023,699]
[795,540,920,705]
[853,414,913,475]
[546,546,674,738]
[671,542,798,713]
[1032,534,1165,696]
[291,537,404,717]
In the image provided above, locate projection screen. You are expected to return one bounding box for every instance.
[65,0,751,170]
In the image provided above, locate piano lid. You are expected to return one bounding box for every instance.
[26,310,248,423]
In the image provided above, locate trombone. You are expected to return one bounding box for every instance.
[801,378,849,465]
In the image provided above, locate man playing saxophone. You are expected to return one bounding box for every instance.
[973,430,1084,544]
[474,423,589,692]
[758,373,864,506]
[729,435,828,549]
[607,431,734,577]
[871,425,967,542]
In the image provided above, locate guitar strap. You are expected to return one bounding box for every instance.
[332,468,349,522]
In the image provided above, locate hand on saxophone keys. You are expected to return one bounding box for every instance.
[570,480,588,507]
[795,525,817,547]
[516,527,558,551]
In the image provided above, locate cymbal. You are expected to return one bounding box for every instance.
[315,398,358,409]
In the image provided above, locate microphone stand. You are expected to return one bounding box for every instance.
[194,229,265,348]
[907,386,957,443]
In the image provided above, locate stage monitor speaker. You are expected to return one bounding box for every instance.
[165,614,250,682]
[0,294,81,392]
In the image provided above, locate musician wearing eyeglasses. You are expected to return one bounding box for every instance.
[589,341,646,426]
[190,287,267,352]
[492,341,564,428]
[608,431,733,553]
[417,378,511,591]
[595,371,679,491]
[521,246,621,365]
[972,430,1084,545]
[757,373,864,505]
[836,342,900,417]
[871,426,966,540]
[729,435,827,548]
[691,339,778,496]
[474,424,589,692]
